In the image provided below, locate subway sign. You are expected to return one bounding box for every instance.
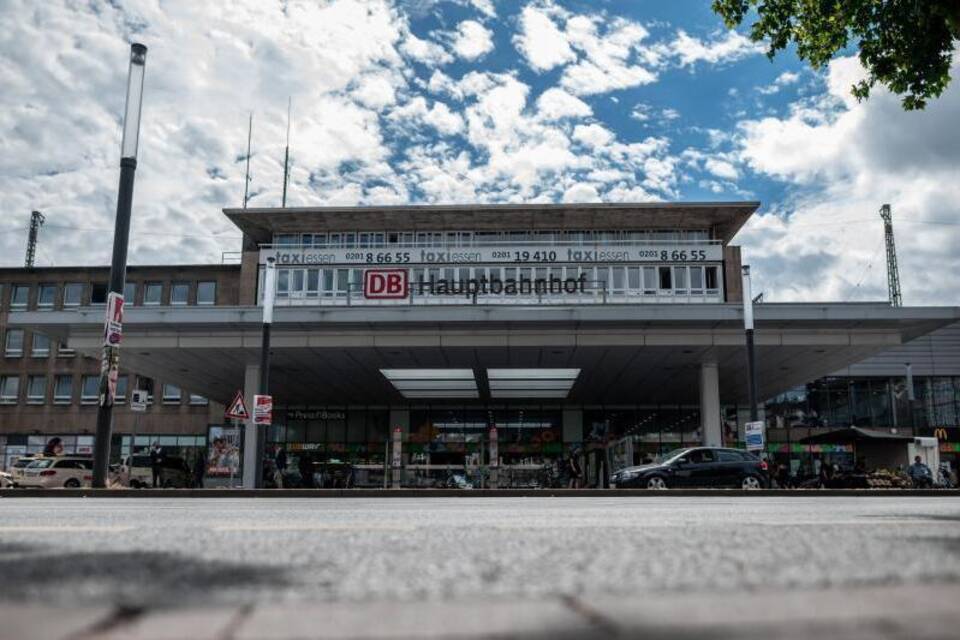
[261,244,723,266]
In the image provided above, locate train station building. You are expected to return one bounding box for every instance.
[2,202,959,486]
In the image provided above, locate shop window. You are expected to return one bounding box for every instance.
[171,282,189,305]
[26,375,46,404]
[10,285,29,309]
[123,282,137,306]
[37,284,56,308]
[31,333,50,357]
[197,281,216,305]
[347,411,366,443]
[80,375,99,405]
[63,283,83,306]
[0,376,19,404]
[162,384,182,404]
[91,283,108,305]
[5,329,24,357]
[140,282,162,305]
[54,375,73,404]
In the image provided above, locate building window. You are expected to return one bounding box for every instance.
[658,267,672,291]
[162,384,181,404]
[10,285,29,309]
[189,394,208,406]
[197,281,216,305]
[31,333,50,358]
[91,283,108,305]
[171,282,189,305]
[5,329,24,357]
[54,375,73,404]
[63,283,84,306]
[144,282,163,305]
[57,341,75,357]
[38,284,56,308]
[123,282,137,306]
[116,375,129,401]
[137,377,155,404]
[81,375,99,404]
[26,375,46,404]
[0,376,19,404]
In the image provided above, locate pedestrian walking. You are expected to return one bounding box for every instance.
[274,446,287,489]
[566,449,583,489]
[192,453,205,488]
[150,442,164,488]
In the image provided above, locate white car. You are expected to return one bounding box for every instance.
[18,457,94,488]
[0,470,14,488]
[8,455,45,487]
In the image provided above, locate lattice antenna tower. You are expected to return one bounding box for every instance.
[880,204,902,307]
[25,210,45,268]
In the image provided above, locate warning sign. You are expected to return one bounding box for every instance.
[253,394,272,425]
[225,391,249,420]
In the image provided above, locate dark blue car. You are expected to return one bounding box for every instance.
[610,447,769,490]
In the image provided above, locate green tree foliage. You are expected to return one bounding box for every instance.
[712,0,960,109]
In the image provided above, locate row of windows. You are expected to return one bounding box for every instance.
[2,280,217,311]
[272,229,713,249]
[273,264,723,298]
[0,374,207,407]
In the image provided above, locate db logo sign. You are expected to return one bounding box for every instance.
[364,269,409,299]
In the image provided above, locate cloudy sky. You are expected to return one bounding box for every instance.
[1,0,957,305]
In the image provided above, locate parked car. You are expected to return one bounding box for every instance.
[8,455,45,487]
[0,469,14,488]
[610,447,769,490]
[120,454,192,488]
[18,457,93,488]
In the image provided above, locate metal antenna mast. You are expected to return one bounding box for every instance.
[880,204,902,307]
[25,210,45,268]
[282,97,291,208]
[243,112,253,209]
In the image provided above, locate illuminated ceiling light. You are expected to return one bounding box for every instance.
[381,369,474,380]
[487,368,580,380]
[380,368,478,399]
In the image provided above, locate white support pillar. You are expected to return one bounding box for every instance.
[700,362,722,447]
[241,363,260,489]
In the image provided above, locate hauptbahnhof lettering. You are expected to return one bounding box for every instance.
[2,202,958,487]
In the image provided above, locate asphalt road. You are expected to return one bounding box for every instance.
[1,496,959,638]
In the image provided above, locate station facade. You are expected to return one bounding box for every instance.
[2,202,959,486]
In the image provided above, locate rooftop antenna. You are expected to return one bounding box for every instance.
[880,204,902,307]
[25,210,45,268]
[243,111,253,209]
[281,97,291,208]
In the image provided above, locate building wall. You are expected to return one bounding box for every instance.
[0,265,240,439]
[832,322,960,377]
[723,245,742,302]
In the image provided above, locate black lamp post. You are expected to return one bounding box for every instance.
[742,265,759,422]
[254,256,277,488]
[92,43,147,488]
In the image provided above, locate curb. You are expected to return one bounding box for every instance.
[3,488,960,498]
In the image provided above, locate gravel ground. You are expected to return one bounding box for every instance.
[1,496,959,609]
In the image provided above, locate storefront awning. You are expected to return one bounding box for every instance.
[799,427,914,445]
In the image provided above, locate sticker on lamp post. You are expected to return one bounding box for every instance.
[103,292,124,347]
[253,394,272,425]
[745,421,765,452]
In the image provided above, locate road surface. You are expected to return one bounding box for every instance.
[1,495,959,638]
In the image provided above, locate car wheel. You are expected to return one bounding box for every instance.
[645,475,668,490]
[64,478,81,488]
[741,475,763,490]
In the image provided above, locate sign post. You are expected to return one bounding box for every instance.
[391,427,403,489]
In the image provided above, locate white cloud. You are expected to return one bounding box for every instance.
[757,71,801,95]
[400,30,453,66]
[704,157,738,180]
[352,73,399,109]
[562,183,601,202]
[514,5,577,72]
[734,56,960,305]
[669,30,763,67]
[535,88,592,120]
[559,16,658,95]
[451,20,494,60]
[572,123,614,148]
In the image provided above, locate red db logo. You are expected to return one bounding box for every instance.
[364,269,409,299]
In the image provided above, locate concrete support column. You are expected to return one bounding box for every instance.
[700,362,722,447]
[388,409,409,489]
[241,363,260,489]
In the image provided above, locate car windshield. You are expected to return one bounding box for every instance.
[28,459,54,469]
[660,448,693,463]
[13,459,36,468]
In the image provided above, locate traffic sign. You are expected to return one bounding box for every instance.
[253,394,272,425]
[225,390,249,420]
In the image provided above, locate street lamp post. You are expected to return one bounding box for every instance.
[254,256,277,488]
[92,43,147,488]
[741,265,759,422]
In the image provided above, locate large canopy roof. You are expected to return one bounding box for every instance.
[224,202,759,244]
[12,302,957,407]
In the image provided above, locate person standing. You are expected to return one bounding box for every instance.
[192,453,205,489]
[566,450,583,489]
[150,442,164,488]
[274,447,287,489]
